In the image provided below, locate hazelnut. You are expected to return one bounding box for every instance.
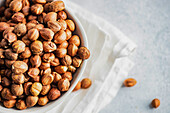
[58,19,67,30]
[44,2,51,12]
[50,58,60,66]
[26,96,38,107]
[151,98,160,108]
[38,96,49,106]
[41,74,54,85]
[52,72,62,83]
[27,28,39,41]
[0,22,10,32]
[16,100,27,110]
[31,4,43,15]
[61,55,72,66]
[49,1,65,12]
[55,48,67,58]
[11,84,23,96]
[81,78,92,89]
[9,0,22,12]
[42,53,55,62]
[124,78,137,87]
[27,15,37,21]
[73,81,81,91]
[68,44,78,57]
[54,30,67,44]
[47,88,61,100]
[30,55,42,68]
[68,65,76,73]
[14,23,27,37]
[78,47,90,60]
[32,0,46,4]
[58,11,67,20]
[44,12,57,24]
[20,47,31,59]
[5,59,15,68]
[58,78,70,91]
[12,73,25,84]
[30,40,43,54]
[57,41,68,49]
[22,6,30,16]
[69,35,80,47]
[26,23,36,31]
[3,27,14,37]
[72,57,82,67]
[5,49,18,60]
[24,82,32,95]
[40,28,54,41]
[54,66,68,74]
[22,35,31,46]
[2,77,11,87]
[43,41,57,52]
[12,12,25,23]
[3,100,16,108]
[4,32,17,45]
[47,21,61,33]
[62,72,72,81]
[30,82,42,96]
[22,0,30,7]
[41,85,51,95]
[28,68,40,78]
[40,68,51,76]
[12,61,28,74]
[36,24,44,30]
[65,29,72,40]
[66,19,75,31]
[31,76,40,82]
[1,88,17,100]
[38,12,46,23]
[12,40,26,53]
[40,62,50,70]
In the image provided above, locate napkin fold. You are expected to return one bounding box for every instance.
[46,1,137,113]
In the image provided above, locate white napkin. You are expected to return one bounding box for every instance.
[46,1,137,113]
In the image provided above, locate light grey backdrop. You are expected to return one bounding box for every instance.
[71,0,170,113]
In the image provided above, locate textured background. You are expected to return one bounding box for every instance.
[71,0,170,113]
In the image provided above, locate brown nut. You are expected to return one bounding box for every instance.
[68,65,76,73]
[30,55,42,68]
[24,82,32,95]
[11,84,23,96]
[40,28,54,41]
[9,0,22,12]
[1,88,17,100]
[47,88,61,100]
[22,6,30,16]
[72,57,82,67]
[4,32,17,45]
[81,78,92,89]
[26,23,36,31]
[12,40,26,53]
[12,73,25,84]
[30,40,43,54]
[40,62,50,70]
[16,100,27,110]
[73,81,81,91]
[62,72,72,81]
[58,19,67,30]
[30,82,42,96]
[55,48,67,58]
[58,11,67,20]
[12,12,25,23]
[41,85,51,95]
[27,28,39,41]
[68,44,78,57]
[44,12,57,24]
[69,35,80,47]
[43,41,57,52]
[54,30,67,44]
[50,58,60,66]
[41,68,51,76]
[20,47,31,59]
[32,0,46,4]
[12,61,28,74]
[124,78,137,87]
[38,96,49,106]
[52,72,62,84]
[65,29,72,40]
[57,41,68,49]
[5,49,18,60]
[4,8,13,19]
[58,78,70,91]
[0,22,10,32]
[14,23,27,37]
[2,77,11,87]
[66,20,75,31]
[26,96,38,107]
[22,35,31,46]
[61,55,72,66]
[47,21,61,33]
[5,59,15,68]
[49,1,65,12]
[31,4,43,15]
[31,75,40,82]
[3,100,16,108]
[28,68,40,78]
[54,66,68,74]
[42,53,55,62]
[3,27,14,38]
[78,47,90,60]
[41,74,54,85]
[38,12,46,23]
[151,98,160,108]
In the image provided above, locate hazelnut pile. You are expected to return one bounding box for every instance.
[0,0,90,110]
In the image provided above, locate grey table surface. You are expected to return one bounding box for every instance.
[71,0,170,113]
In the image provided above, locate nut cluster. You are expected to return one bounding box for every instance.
[0,0,90,110]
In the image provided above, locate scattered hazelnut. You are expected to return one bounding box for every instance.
[12,40,26,53]
[22,35,31,46]
[62,72,72,81]
[30,55,42,68]
[57,40,69,49]
[69,35,80,47]
[24,82,32,95]
[28,68,40,78]
[40,62,50,70]
[44,12,57,24]
[58,19,67,30]
[151,98,160,108]
[43,41,57,52]
[12,12,25,23]
[16,100,27,110]
[30,82,42,96]
[38,96,49,106]
[66,20,75,31]
[68,65,76,73]
[72,57,82,67]
[20,47,32,59]
[55,48,67,58]
[58,78,70,91]
[3,100,16,108]
[124,78,137,87]
[54,30,67,44]
[12,73,25,84]
[31,4,43,15]
[26,22,36,31]
[0,22,10,32]
[41,68,51,76]
[41,85,51,95]
[14,23,27,37]
[9,0,22,12]
[50,58,60,66]
[47,88,61,100]
[49,1,65,12]
[11,84,23,96]
[4,32,17,45]
[73,81,81,91]
[26,96,38,107]
[2,77,11,87]
[22,6,30,16]
[61,55,72,66]
[78,47,90,60]
[27,28,39,41]
[1,88,17,100]
[47,21,61,33]
[81,78,92,89]
[41,74,54,85]
[58,11,67,20]
[3,27,14,37]
[40,28,54,41]
[5,49,18,60]
[12,61,28,74]
[30,40,43,54]
[65,29,72,40]
[68,44,78,57]
[52,72,62,84]
[54,66,68,74]
[42,53,55,62]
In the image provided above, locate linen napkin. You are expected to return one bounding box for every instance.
[45,1,137,113]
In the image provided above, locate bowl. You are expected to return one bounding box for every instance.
[0,1,88,112]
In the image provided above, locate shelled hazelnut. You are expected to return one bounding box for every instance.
[16,100,27,110]
[14,23,27,37]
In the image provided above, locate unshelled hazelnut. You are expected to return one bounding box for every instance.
[66,20,75,32]
[5,59,15,68]
[27,28,39,41]
[12,12,25,23]
[55,48,67,58]
[68,65,76,73]
[58,78,70,91]
[62,72,72,81]
[61,55,72,66]
[42,53,55,62]
[3,100,16,108]
[65,29,72,40]
[40,28,54,41]
[68,44,78,57]
[50,58,60,66]
[52,72,62,84]
[2,77,11,87]
[44,12,57,24]
[1,88,17,100]
[47,88,61,100]
[47,21,61,33]
[124,78,137,87]
[78,47,90,60]
[30,55,41,68]
[12,40,26,53]
[41,74,54,85]
[49,1,65,12]
[72,57,82,67]
[30,40,43,54]
[32,0,46,4]
[57,41,68,49]
[58,19,67,30]
[58,11,67,20]
[41,85,51,95]
[14,23,27,37]
[69,35,80,47]
[9,0,22,12]
[20,47,31,59]
[26,96,38,107]
[73,81,81,91]
[30,82,42,96]
[22,35,31,46]
[54,66,68,74]
[38,96,49,106]
[41,68,51,76]
[16,100,27,110]
[81,78,92,89]
[12,61,28,74]
[3,27,14,37]
[5,49,18,60]
[43,41,57,52]
[24,82,32,95]
[22,6,30,16]
[40,62,50,70]
[4,32,17,45]
[0,22,10,32]
[54,30,67,44]
[31,4,43,15]
[11,84,23,96]
[12,73,25,84]
[28,68,40,78]
[151,98,160,108]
